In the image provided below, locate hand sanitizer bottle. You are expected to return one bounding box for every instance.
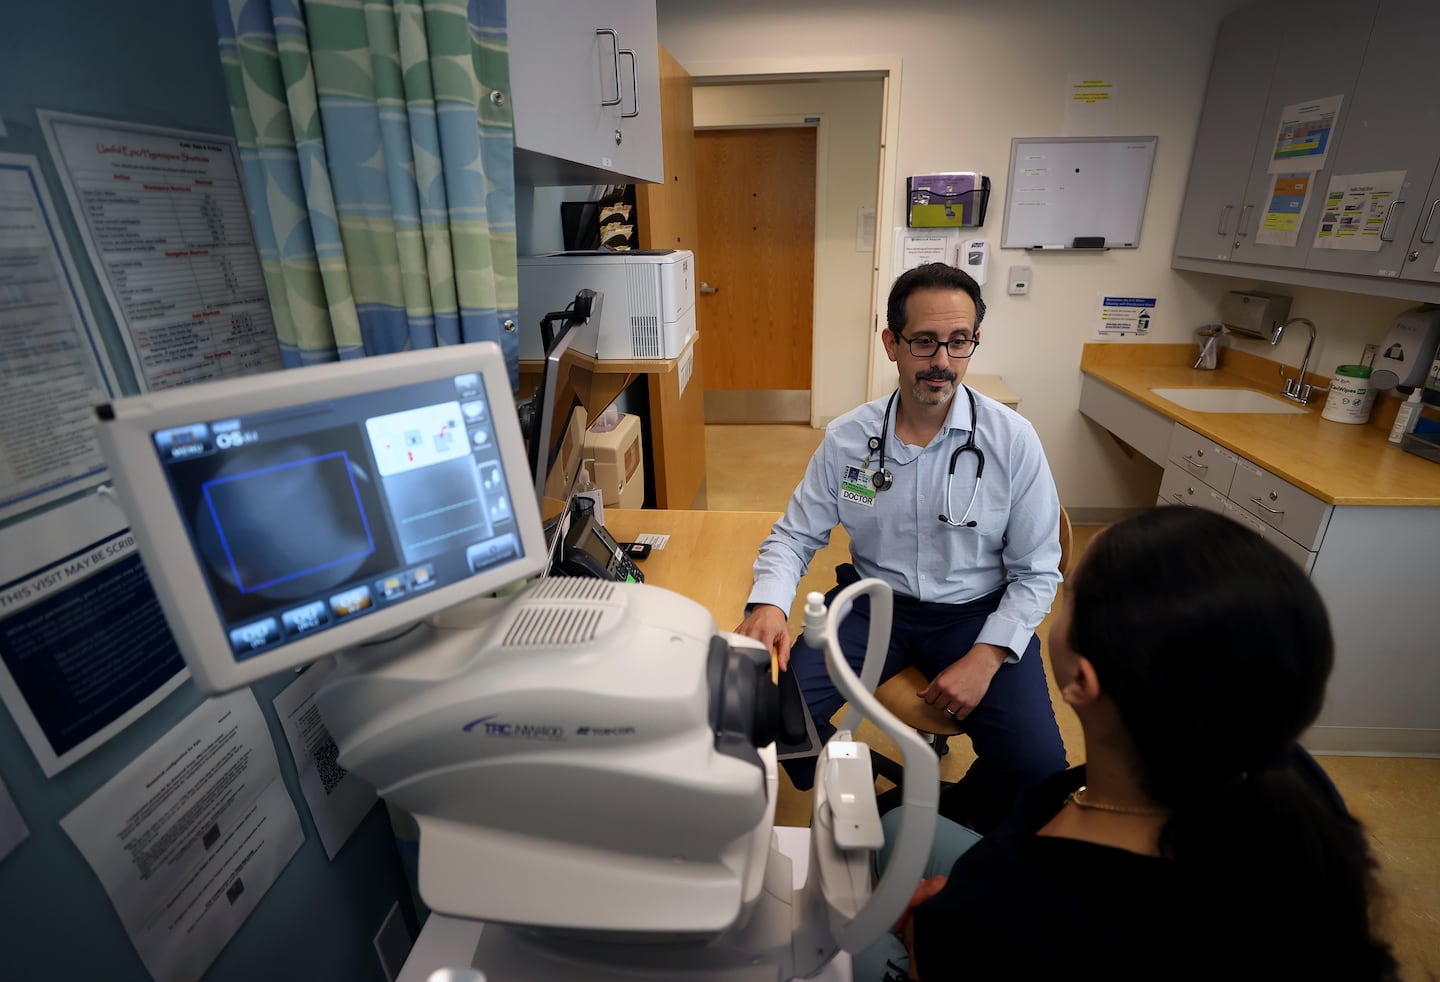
[1388,389,1424,445]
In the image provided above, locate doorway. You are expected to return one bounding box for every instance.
[690,75,886,427]
[695,126,817,423]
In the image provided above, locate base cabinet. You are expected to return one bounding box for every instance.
[1081,382,1440,754]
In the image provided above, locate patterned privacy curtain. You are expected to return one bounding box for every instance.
[212,0,519,387]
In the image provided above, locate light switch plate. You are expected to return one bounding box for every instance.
[1007,265,1031,295]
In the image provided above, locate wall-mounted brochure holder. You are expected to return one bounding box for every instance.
[907,173,990,228]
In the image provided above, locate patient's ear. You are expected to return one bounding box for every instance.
[1059,655,1102,708]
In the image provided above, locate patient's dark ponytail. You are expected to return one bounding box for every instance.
[1068,508,1395,978]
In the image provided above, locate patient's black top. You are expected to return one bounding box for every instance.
[910,766,1376,981]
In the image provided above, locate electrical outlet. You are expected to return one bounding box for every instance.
[1007,265,1031,296]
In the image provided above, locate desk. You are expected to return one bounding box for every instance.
[397,830,855,982]
[521,334,708,510]
[603,509,851,632]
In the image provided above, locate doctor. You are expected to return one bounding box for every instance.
[736,262,1067,833]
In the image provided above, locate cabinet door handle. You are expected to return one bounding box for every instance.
[1217,204,1233,236]
[1235,204,1255,238]
[1181,454,1209,471]
[596,29,622,107]
[619,49,639,118]
[1248,495,1284,516]
[1419,199,1440,245]
[699,281,719,295]
[1378,199,1406,242]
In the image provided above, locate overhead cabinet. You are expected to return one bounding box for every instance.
[507,0,663,186]
[1173,0,1440,298]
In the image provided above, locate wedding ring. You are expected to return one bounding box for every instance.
[945,706,958,716]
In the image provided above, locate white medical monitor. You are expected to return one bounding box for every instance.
[93,343,547,694]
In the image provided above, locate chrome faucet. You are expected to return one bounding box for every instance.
[1270,316,1320,404]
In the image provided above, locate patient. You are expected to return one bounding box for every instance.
[858,506,1397,981]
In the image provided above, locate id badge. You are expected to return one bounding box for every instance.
[840,465,878,507]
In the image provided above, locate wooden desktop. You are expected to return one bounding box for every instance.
[603,508,851,633]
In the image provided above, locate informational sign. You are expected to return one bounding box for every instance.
[61,690,304,982]
[1313,170,1408,252]
[1097,295,1157,339]
[1267,96,1342,174]
[0,491,186,776]
[1063,73,1120,133]
[272,659,376,860]
[0,153,119,521]
[1256,173,1315,247]
[38,112,282,391]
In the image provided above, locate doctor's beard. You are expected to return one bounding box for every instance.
[909,367,957,406]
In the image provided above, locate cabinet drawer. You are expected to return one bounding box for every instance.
[1229,459,1332,551]
[1221,500,1316,572]
[1159,463,1229,514]
[1166,425,1238,494]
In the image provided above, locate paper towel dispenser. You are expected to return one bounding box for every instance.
[1220,291,1292,340]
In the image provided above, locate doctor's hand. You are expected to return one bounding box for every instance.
[918,643,1008,721]
[735,604,794,671]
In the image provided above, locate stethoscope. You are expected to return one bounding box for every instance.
[868,385,985,528]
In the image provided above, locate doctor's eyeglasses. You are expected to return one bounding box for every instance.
[896,333,980,359]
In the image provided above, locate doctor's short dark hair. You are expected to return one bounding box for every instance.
[887,262,987,336]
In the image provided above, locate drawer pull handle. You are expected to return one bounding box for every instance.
[1182,454,1209,471]
[1249,496,1284,516]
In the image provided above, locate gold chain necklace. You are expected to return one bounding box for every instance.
[1065,785,1172,818]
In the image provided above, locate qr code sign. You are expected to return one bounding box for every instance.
[311,735,349,795]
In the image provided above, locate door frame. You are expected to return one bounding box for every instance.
[681,55,903,415]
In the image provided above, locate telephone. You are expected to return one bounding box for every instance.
[555,506,645,583]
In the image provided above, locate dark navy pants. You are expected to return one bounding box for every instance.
[783,566,1067,833]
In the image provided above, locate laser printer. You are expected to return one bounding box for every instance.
[518,249,696,361]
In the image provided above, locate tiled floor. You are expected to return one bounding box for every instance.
[704,422,1440,981]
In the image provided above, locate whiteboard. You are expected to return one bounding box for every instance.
[1000,136,1158,250]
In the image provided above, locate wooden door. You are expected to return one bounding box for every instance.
[694,127,816,395]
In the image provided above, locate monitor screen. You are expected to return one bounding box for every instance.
[95,344,546,693]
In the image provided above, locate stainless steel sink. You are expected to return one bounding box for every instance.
[1149,387,1308,414]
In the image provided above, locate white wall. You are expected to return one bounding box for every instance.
[692,79,884,424]
[656,0,1428,512]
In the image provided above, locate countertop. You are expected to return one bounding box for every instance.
[1080,344,1440,506]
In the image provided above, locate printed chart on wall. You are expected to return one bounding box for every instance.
[0,153,120,521]
[38,112,282,391]
[1253,96,1342,247]
[1313,170,1407,252]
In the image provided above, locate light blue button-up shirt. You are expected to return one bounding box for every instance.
[747,385,1062,661]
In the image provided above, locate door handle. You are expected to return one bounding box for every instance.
[1235,204,1255,238]
[619,49,639,118]
[596,29,621,107]
[699,282,719,295]
[1378,199,1406,242]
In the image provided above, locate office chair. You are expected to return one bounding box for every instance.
[864,505,1073,788]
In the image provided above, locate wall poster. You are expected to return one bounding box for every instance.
[38,112,283,392]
